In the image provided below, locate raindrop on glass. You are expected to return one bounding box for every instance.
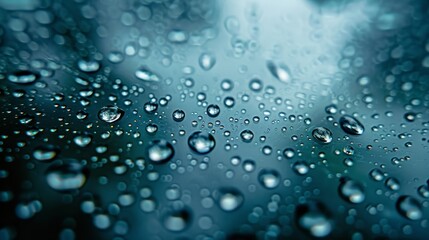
[188,131,216,154]
[98,106,125,123]
[339,115,365,135]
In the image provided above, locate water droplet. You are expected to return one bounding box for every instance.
[146,123,158,134]
[338,178,365,204]
[220,79,234,91]
[312,127,333,144]
[283,148,295,159]
[74,135,92,147]
[240,129,254,142]
[258,169,280,189]
[249,78,263,92]
[325,104,338,114]
[295,201,332,238]
[172,110,185,122]
[217,188,243,212]
[167,29,188,43]
[207,104,220,117]
[418,185,429,198]
[369,169,384,181]
[396,196,422,220]
[293,161,309,175]
[242,160,255,172]
[267,61,291,83]
[223,97,235,108]
[33,144,59,161]
[343,158,354,167]
[45,161,88,191]
[147,140,174,164]
[77,59,100,73]
[140,199,156,212]
[98,106,125,123]
[339,115,364,135]
[385,177,400,191]
[163,207,191,232]
[8,71,39,84]
[199,53,216,70]
[188,131,216,154]
[135,67,160,82]
[144,102,158,114]
[93,214,111,229]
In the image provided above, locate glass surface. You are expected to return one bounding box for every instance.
[0,0,428,239]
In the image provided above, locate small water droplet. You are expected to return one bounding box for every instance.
[369,169,384,181]
[258,169,280,189]
[77,59,100,73]
[73,135,92,147]
[167,29,188,43]
[295,201,332,238]
[33,144,59,161]
[283,148,295,159]
[135,67,160,82]
[338,178,365,204]
[385,177,400,191]
[267,61,292,83]
[217,188,243,212]
[417,185,429,198]
[199,53,216,70]
[163,207,192,232]
[293,161,309,175]
[242,160,255,172]
[249,78,263,92]
[45,161,88,191]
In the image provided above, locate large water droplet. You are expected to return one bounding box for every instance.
[312,127,333,144]
[338,178,365,204]
[45,161,88,191]
[188,131,216,154]
[8,71,39,84]
[98,106,125,123]
[135,67,160,82]
[147,140,174,164]
[295,201,332,238]
[217,188,243,212]
[267,61,292,83]
[396,195,422,220]
[339,115,364,135]
[258,169,280,189]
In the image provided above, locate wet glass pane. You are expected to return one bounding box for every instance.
[0,0,428,239]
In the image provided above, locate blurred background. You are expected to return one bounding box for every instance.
[0,0,429,239]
